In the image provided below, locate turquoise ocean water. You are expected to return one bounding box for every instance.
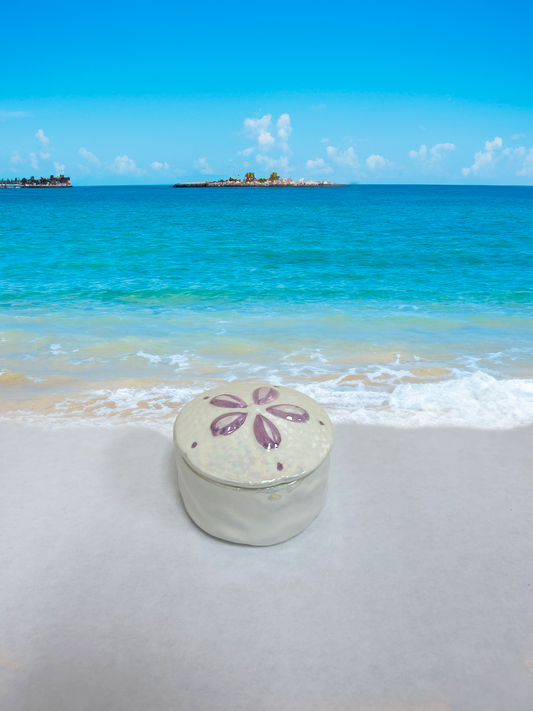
[1,184,532,430]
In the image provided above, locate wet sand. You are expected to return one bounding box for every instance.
[1,423,533,710]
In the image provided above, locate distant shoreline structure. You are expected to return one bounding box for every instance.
[0,175,72,188]
[174,172,344,188]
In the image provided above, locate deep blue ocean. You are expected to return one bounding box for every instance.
[1,184,532,429]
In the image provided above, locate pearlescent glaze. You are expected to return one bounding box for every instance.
[174,383,334,487]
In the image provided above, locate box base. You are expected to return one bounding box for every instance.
[177,455,329,546]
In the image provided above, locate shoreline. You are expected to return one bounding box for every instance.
[1,368,533,432]
[1,175,72,188]
[173,180,346,188]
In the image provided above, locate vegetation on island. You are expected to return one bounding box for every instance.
[0,174,71,187]
[174,171,336,187]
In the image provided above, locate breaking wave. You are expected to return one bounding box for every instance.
[2,370,532,433]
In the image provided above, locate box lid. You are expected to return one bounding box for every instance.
[174,382,334,488]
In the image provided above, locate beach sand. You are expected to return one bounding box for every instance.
[1,423,533,710]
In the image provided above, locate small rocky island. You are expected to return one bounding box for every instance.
[174,172,343,188]
[0,174,71,188]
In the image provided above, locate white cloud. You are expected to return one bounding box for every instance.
[409,143,455,162]
[326,146,359,169]
[430,143,456,158]
[244,114,275,151]
[110,155,142,175]
[277,114,292,141]
[244,113,291,152]
[462,136,502,177]
[277,113,292,151]
[321,137,329,143]
[244,114,271,133]
[516,148,533,176]
[366,154,395,171]
[151,161,170,170]
[10,151,22,165]
[503,146,525,158]
[306,158,333,174]
[79,147,100,164]
[512,133,525,140]
[256,154,290,172]
[0,110,30,120]
[485,137,502,152]
[258,131,275,150]
[409,144,428,160]
[29,153,39,170]
[54,162,66,174]
[238,147,255,157]
[39,151,51,160]
[504,145,533,176]
[35,129,49,146]
[194,157,213,174]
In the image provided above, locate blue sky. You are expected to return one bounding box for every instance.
[1,0,531,185]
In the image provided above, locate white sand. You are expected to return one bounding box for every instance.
[1,423,533,710]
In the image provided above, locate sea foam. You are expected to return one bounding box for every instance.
[2,370,532,433]
[297,370,533,428]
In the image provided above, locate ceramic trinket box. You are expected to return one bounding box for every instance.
[173,382,335,545]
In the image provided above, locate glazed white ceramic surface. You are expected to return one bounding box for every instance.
[173,382,334,545]
[177,453,330,546]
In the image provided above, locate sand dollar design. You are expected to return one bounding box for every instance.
[209,387,309,450]
[174,382,334,487]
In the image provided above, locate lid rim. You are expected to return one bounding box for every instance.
[178,450,330,489]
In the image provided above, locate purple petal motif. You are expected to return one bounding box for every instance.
[253,386,279,405]
[266,404,310,423]
[253,414,282,450]
[210,393,247,409]
[211,412,248,437]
